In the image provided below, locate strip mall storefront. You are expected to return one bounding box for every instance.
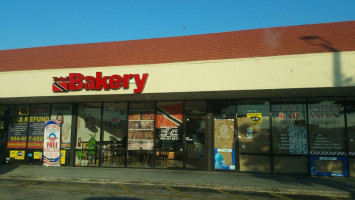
[0,21,355,176]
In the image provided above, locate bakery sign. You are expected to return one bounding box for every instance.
[52,72,148,93]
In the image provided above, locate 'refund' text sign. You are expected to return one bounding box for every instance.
[52,72,148,93]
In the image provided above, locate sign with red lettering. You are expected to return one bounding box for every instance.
[52,72,149,93]
[43,120,61,167]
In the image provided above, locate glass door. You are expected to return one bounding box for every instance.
[184,115,206,170]
[213,117,236,170]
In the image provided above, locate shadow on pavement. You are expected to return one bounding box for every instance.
[0,164,18,175]
[250,173,355,198]
[85,197,144,200]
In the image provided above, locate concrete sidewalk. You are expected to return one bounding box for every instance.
[0,165,354,198]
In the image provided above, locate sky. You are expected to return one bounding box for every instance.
[0,0,354,51]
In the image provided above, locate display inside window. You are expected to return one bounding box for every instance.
[155,102,183,150]
[51,104,73,149]
[101,103,127,167]
[271,104,308,155]
[237,104,270,154]
[128,102,154,151]
[76,103,101,167]
[308,102,346,155]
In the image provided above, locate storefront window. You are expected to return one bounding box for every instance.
[50,104,73,166]
[7,105,29,149]
[347,103,355,157]
[271,104,308,155]
[155,101,183,169]
[28,104,50,150]
[51,104,73,149]
[237,104,270,154]
[207,100,237,115]
[128,102,154,168]
[101,102,127,167]
[0,106,8,163]
[75,103,101,167]
[308,102,346,155]
[184,101,207,115]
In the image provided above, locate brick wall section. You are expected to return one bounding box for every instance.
[0,21,354,72]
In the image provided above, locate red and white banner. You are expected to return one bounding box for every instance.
[43,120,61,167]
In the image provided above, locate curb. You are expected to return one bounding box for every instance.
[0,175,353,198]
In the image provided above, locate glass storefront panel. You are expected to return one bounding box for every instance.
[155,101,183,169]
[0,105,8,163]
[185,116,206,170]
[308,102,346,155]
[128,102,154,168]
[208,100,237,115]
[237,104,271,154]
[101,102,128,167]
[271,104,308,155]
[51,104,73,150]
[184,101,207,115]
[350,158,355,177]
[7,105,29,149]
[28,104,50,150]
[346,103,355,156]
[273,156,308,174]
[75,103,101,167]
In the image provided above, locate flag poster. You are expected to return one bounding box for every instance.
[156,102,183,150]
[43,120,61,167]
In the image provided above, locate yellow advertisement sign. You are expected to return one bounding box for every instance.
[15,151,25,160]
[10,151,17,158]
[60,150,66,165]
[247,113,262,124]
[34,152,42,159]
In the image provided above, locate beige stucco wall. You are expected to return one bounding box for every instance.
[0,51,355,99]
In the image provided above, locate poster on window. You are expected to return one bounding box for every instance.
[43,120,61,167]
[27,116,50,149]
[288,126,308,154]
[214,119,235,170]
[51,104,73,149]
[156,102,183,150]
[7,116,28,149]
[128,111,155,150]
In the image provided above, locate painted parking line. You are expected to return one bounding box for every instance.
[215,189,246,200]
[165,186,191,197]
[269,193,293,200]
[119,184,135,194]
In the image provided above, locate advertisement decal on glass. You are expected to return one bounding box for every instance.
[28,116,50,149]
[247,113,262,124]
[7,117,28,149]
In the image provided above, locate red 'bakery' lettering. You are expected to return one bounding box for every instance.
[52,72,148,93]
